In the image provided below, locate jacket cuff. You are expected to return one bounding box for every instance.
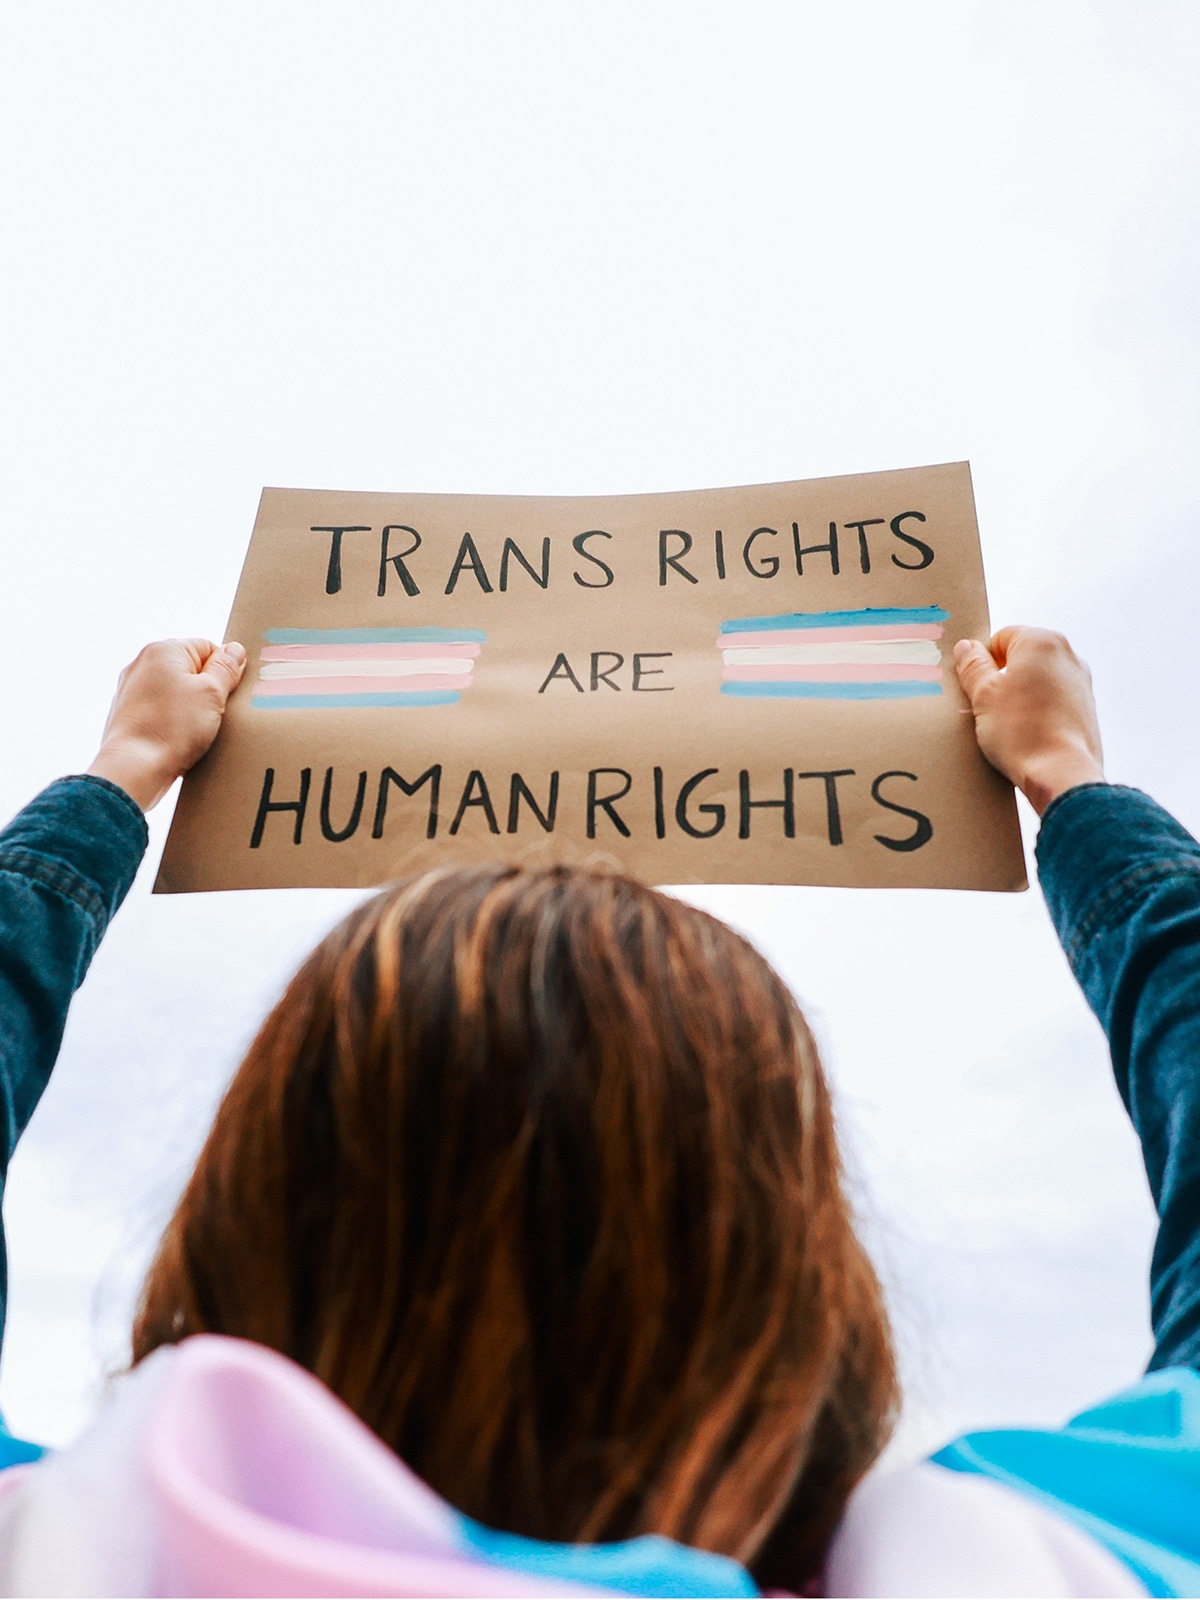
[0,775,149,928]
[1036,784,1200,965]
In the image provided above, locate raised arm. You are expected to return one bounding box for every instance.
[957,628,1200,1370]
[0,638,245,1340]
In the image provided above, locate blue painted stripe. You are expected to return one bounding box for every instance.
[264,627,487,645]
[721,679,943,700]
[252,691,462,709]
[719,606,949,634]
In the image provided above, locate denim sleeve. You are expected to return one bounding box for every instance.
[0,774,147,1339]
[1036,783,1200,1371]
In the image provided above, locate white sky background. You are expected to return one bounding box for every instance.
[1,0,1199,1459]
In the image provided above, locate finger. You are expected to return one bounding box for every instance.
[200,641,247,701]
[988,625,1025,668]
[953,638,1001,706]
[174,638,220,672]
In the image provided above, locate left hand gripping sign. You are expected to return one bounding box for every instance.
[156,463,1026,893]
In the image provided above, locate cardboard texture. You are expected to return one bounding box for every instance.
[156,463,1026,893]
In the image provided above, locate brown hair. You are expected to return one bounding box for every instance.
[133,864,895,1588]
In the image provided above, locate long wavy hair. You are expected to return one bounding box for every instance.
[133,864,896,1589]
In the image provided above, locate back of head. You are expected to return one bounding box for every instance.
[133,864,895,1587]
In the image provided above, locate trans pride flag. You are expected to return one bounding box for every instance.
[251,627,486,709]
[718,606,947,700]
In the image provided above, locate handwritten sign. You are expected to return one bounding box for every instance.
[156,463,1026,893]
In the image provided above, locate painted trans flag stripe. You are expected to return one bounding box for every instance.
[256,675,469,696]
[718,606,947,700]
[255,691,463,709]
[715,623,943,649]
[724,663,942,683]
[718,606,949,634]
[261,643,481,661]
[260,660,473,679]
[252,627,485,710]
[723,679,942,700]
[265,627,487,644]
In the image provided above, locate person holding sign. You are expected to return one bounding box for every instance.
[0,625,1191,1596]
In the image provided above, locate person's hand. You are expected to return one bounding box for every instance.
[953,627,1104,816]
[87,639,247,811]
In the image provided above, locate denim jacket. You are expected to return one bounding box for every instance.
[0,776,146,1339]
[0,776,1199,1593]
[935,784,1200,1596]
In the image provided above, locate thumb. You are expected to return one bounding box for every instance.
[953,638,1000,707]
[200,640,248,702]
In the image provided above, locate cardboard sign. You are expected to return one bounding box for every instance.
[156,463,1026,893]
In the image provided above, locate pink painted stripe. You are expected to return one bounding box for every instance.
[261,643,481,662]
[254,673,473,695]
[715,623,943,650]
[722,662,944,683]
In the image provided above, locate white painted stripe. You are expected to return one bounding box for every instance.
[721,640,942,667]
[260,657,475,680]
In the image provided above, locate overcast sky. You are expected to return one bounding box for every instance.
[1,0,1199,1457]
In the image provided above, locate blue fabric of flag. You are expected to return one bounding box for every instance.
[457,1518,758,1596]
[935,1368,1200,1597]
